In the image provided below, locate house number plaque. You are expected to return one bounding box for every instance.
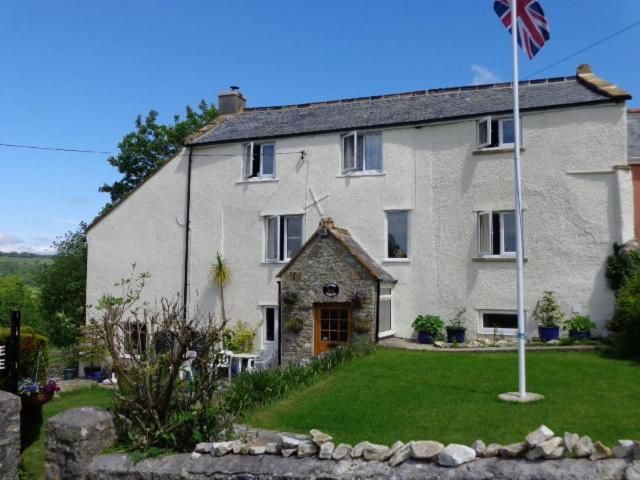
[323,282,339,298]
[0,345,5,371]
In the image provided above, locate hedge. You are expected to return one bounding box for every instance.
[0,327,48,391]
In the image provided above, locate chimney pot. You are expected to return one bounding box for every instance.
[577,64,593,75]
[218,87,246,115]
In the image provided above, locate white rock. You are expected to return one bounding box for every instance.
[411,440,444,460]
[613,439,635,459]
[194,442,214,454]
[351,441,374,458]
[363,443,390,462]
[546,446,565,460]
[232,441,243,454]
[265,442,278,455]
[626,461,640,480]
[191,451,202,459]
[281,448,296,457]
[589,441,612,461]
[564,432,579,453]
[332,443,352,460]
[437,444,476,467]
[279,435,303,450]
[248,445,266,455]
[485,443,501,458]
[535,437,563,457]
[384,441,404,461]
[389,443,412,467]
[526,425,554,447]
[471,440,486,457]
[574,436,594,458]
[319,441,335,460]
[213,441,236,456]
[297,440,319,458]
[434,341,447,348]
[499,442,528,458]
[310,429,333,446]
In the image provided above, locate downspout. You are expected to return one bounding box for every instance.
[183,147,194,319]
[374,279,380,344]
[277,280,282,365]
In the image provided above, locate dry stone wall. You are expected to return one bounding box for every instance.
[0,390,21,480]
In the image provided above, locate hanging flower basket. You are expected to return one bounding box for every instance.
[22,391,54,407]
[281,292,299,306]
[350,292,365,309]
[19,378,60,407]
[284,317,304,333]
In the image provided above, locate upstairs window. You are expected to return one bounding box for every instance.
[342,131,383,173]
[386,211,409,259]
[477,116,517,149]
[265,215,303,261]
[477,210,517,257]
[244,142,275,179]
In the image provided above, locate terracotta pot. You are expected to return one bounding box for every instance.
[22,391,53,407]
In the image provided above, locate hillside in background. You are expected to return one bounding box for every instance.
[0,252,52,286]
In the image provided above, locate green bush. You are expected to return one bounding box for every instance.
[0,276,45,333]
[0,327,48,391]
[564,315,597,333]
[532,291,565,327]
[606,243,640,292]
[606,270,640,359]
[412,315,444,334]
[223,337,374,416]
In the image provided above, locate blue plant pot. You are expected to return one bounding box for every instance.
[93,371,103,382]
[538,326,560,342]
[417,332,435,344]
[569,330,591,341]
[446,328,466,344]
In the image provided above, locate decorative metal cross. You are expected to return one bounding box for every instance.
[305,187,330,218]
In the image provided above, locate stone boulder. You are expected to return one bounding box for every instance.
[437,444,476,467]
[526,425,554,447]
[410,440,444,460]
[318,442,335,460]
[332,443,352,460]
[612,439,634,459]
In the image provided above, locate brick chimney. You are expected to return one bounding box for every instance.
[218,86,246,115]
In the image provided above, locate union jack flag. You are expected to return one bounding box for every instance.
[494,0,550,59]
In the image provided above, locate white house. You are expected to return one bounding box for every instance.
[86,64,634,364]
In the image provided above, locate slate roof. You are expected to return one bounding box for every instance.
[277,218,395,283]
[188,71,629,146]
[629,110,640,163]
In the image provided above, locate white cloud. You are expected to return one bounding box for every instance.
[471,65,502,86]
[0,232,54,255]
[0,233,22,245]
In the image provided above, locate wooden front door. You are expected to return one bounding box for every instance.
[314,304,351,355]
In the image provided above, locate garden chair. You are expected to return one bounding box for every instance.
[179,350,197,381]
[253,350,273,371]
[215,350,233,380]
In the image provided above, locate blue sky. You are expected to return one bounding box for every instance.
[1,0,639,254]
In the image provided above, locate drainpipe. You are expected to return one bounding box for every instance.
[374,279,380,344]
[277,280,282,365]
[182,147,194,319]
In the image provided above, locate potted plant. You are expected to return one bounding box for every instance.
[412,315,444,344]
[19,379,60,407]
[281,291,299,306]
[533,291,565,342]
[351,291,365,309]
[445,308,467,343]
[564,315,597,340]
[62,346,78,380]
[284,316,304,333]
[78,321,107,379]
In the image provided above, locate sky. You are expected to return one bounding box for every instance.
[1,0,639,254]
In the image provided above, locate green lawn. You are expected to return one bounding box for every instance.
[20,386,114,480]
[246,349,640,446]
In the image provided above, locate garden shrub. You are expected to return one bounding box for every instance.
[606,242,640,292]
[223,337,374,416]
[0,327,48,391]
[606,270,640,359]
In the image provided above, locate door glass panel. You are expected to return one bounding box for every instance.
[379,299,391,333]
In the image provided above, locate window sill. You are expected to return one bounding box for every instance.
[478,328,517,336]
[236,178,279,184]
[336,171,386,178]
[472,256,528,262]
[472,147,525,155]
[382,258,411,264]
[261,260,289,265]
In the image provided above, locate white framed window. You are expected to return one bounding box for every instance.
[385,210,409,260]
[244,141,275,179]
[124,322,148,355]
[341,131,383,173]
[478,310,520,335]
[476,116,519,149]
[378,283,395,337]
[477,210,516,257]
[262,306,278,344]
[265,215,304,262]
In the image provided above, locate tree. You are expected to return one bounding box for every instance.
[38,223,87,347]
[99,100,218,210]
[211,252,231,324]
[0,275,44,332]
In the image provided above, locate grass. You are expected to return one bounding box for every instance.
[245,348,640,446]
[20,386,114,480]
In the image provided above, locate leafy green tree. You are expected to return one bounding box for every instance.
[38,224,87,347]
[607,270,640,359]
[99,100,217,210]
[0,275,44,332]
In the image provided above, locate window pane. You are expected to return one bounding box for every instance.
[478,213,491,256]
[483,313,518,330]
[478,119,489,146]
[379,299,391,333]
[286,216,303,259]
[365,133,382,171]
[387,211,408,258]
[490,119,500,147]
[251,144,261,177]
[492,212,501,255]
[244,144,253,178]
[356,134,364,171]
[262,144,275,176]
[343,134,355,171]
[265,308,275,342]
[502,212,516,253]
[266,217,278,260]
[501,119,515,145]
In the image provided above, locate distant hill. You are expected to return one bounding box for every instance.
[0,252,52,286]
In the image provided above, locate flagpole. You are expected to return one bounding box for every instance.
[511,0,527,400]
